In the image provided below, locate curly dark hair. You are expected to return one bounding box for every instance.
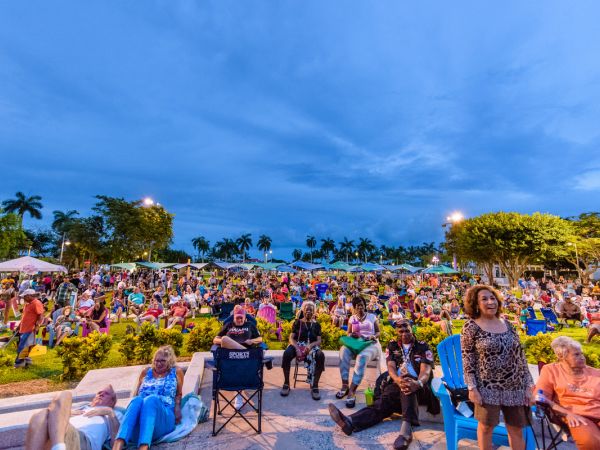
[351,295,366,308]
[463,285,503,319]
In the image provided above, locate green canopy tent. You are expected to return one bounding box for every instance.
[422,265,458,275]
[110,263,136,271]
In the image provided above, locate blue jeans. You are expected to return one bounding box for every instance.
[116,395,175,446]
[15,332,34,364]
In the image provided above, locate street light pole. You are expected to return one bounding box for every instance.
[443,212,464,270]
[60,233,71,263]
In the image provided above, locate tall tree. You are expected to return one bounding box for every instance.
[191,236,210,262]
[24,229,55,257]
[0,212,27,259]
[306,235,317,263]
[357,237,375,263]
[446,212,571,287]
[320,238,336,263]
[52,210,79,234]
[338,237,355,263]
[292,249,302,261]
[565,212,600,283]
[2,192,43,225]
[236,233,253,261]
[257,234,272,256]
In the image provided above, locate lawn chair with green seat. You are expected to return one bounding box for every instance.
[279,302,295,321]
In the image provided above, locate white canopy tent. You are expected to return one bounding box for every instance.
[0,256,67,274]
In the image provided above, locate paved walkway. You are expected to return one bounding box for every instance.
[157,367,481,450]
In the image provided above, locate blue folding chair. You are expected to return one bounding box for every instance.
[540,308,563,330]
[433,335,536,450]
[212,347,264,436]
[526,319,547,336]
[218,302,235,321]
[527,306,537,320]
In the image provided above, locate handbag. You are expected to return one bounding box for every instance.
[339,335,374,355]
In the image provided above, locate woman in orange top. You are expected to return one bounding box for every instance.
[535,336,600,449]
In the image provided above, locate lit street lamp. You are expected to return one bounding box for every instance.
[432,255,439,266]
[60,233,71,263]
[443,211,464,270]
[143,197,155,206]
[265,249,272,264]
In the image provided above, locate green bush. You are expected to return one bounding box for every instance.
[522,333,557,365]
[320,320,345,350]
[279,320,293,344]
[256,317,277,341]
[186,317,221,352]
[119,334,138,365]
[414,318,446,363]
[584,349,600,368]
[0,350,13,369]
[57,332,113,380]
[379,323,397,351]
[157,329,184,356]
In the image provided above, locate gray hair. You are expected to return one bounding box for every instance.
[551,336,582,360]
[301,301,316,314]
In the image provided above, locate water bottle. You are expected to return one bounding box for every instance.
[534,389,547,418]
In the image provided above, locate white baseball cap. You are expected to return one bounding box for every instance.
[20,288,38,297]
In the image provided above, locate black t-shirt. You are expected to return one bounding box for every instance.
[292,320,322,344]
[386,339,434,376]
[218,321,260,346]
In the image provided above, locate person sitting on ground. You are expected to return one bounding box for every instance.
[213,305,262,349]
[135,299,163,328]
[280,301,325,400]
[166,298,189,329]
[25,385,121,450]
[14,289,45,368]
[535,336,600,449]
[84,300,108,333]
[329,319,436,450]
[113,346,183,450]
[127,287,146,317]
[336,296,381,408]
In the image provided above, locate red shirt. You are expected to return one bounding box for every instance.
[20,299,44,333]
[144,308,162,319]
[171,304,188,318]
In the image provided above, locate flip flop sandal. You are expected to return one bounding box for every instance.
[280,384,290,397]
[311,388,321,401]
[345,396,356,408]
[335,386,349,399]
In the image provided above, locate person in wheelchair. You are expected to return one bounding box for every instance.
[535,336,600,449]
[328,319,437,450]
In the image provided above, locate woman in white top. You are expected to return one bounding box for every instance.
[182,286,198,318]
[168,290,181,306]
[336,296,380,408]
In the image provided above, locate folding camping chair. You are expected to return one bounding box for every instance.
[433,335,536,450]
[218,302,235,321]
[534,362,572,449]
[211,347,264,436]
[527,306,537,320]
[526,319,548,336]
[279,302,295,321]
[540,307,563,330]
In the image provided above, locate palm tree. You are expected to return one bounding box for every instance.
[2,192,43,225]
[52,210,79,234]
[191,236,210,262]
[338,237,355,263]
[292,249,302,261]
[320,238,336,263]
[357,237,375,263]
[257,234,272,258]
[306,235,317,263]
[223,238,239,261]
[236,233,253,261]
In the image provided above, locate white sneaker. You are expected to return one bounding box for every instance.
[234,394,244,410]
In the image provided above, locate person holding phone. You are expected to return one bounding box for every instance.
[328,319,435,450]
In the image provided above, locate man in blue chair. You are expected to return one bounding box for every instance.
[328,319,438,450]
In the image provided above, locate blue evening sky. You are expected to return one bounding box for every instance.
[1,1,599,259]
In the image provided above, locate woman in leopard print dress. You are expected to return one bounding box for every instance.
[461,285,533,450]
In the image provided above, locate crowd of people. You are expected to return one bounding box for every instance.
[1,266,600,449]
